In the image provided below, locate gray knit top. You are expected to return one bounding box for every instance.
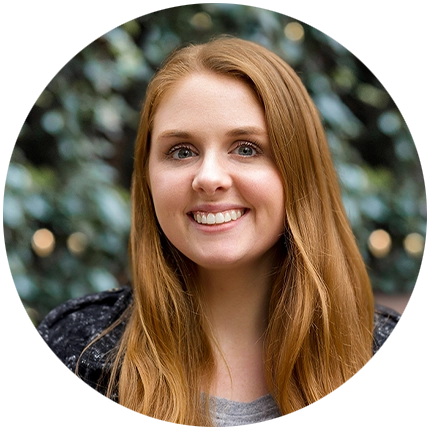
[210,394,281,426]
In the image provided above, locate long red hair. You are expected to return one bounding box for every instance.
[106,36,374,425]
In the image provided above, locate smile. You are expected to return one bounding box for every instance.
[192,209,245,225]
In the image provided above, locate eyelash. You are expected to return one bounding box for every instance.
[233,140,263,156]
[165,140,263,159]
[165,144,196,159]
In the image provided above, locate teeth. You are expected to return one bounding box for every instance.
[193,209,244,225]
[207,213,216,224]
[215,213,224,224]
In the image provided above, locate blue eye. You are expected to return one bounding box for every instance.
[237,146,256,156]
[232,142,261,157]
[169,146,197,159]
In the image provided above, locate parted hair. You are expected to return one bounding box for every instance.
[105,36,374,425]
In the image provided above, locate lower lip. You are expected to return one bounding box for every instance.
[188,210,248,232]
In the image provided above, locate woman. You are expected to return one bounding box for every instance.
[38,37,399,426]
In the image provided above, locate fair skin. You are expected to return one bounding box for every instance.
[148,72,285,402]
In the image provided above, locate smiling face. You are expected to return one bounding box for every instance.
[148,72,285,272]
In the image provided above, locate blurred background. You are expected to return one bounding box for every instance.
[3,4,426,326]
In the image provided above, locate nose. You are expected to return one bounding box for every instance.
[192,152,232,195]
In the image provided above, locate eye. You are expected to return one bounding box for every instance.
[231,141,262,157]
[168,145,197,159]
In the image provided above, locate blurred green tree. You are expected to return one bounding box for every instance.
[4,4,426,325]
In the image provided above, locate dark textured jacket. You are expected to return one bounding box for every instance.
[37,285,401,397]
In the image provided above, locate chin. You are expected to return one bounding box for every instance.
[192,254,264,273]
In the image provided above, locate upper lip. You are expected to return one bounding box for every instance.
[187,204,248,213]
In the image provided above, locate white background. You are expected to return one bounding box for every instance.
[0,0,423,424]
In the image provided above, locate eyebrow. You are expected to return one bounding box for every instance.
[156,126,268,140]
[225,126,268,137]
[156,130,193,140]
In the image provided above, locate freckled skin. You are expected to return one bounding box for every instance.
[148,73,285,271]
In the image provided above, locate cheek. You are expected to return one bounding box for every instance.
[257,177,285,236]
[243,168,285,213]
[149,167,188,220]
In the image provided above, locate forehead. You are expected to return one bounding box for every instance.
[152,72,266,137]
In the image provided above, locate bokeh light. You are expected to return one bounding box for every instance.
[31,228,55,257]
[190,12,213,30]
[67,232,89,255]
[284,22,305,42]
[403,233,425,257]
[368,229,392,258]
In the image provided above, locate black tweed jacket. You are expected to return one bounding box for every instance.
[37,285,401,396]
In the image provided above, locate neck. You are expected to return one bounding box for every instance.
[196,256,277,401]
[197,251,278,348]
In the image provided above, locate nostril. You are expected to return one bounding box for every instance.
[191,168,233,195]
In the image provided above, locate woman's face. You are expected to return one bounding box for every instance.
[148,72,285,271]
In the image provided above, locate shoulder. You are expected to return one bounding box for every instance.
[38,285,132,340]
[372,304,401,354]
[37,286,133,389]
